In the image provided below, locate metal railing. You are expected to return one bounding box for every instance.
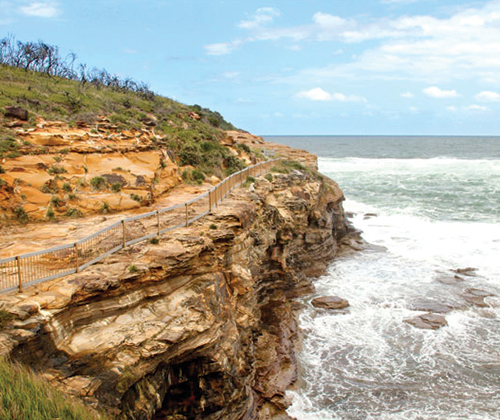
[0,159,279,294]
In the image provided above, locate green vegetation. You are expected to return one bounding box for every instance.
[111,183,122,192]
[14,207,28,223]
[46,207,55,219]
[0,164,5,174]
[130,193,142,202]
[65,208,83,218]
[242,176,256,188]
[128,265,138,274]
[209,223,217,230]
[149,237,160,245]
[62,182,72,193]
[100,202,109,213]
[0,309,12,329]
[90,176,107,190]
[50,196,63,207]
[265,173,273,182]
[0,358,107,420]
[0,37,254,184]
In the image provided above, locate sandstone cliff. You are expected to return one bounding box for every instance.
[0,167,348,420]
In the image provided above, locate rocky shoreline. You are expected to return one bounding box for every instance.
[0,163,351,419]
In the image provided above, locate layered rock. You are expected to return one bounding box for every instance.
[0,168,348,420]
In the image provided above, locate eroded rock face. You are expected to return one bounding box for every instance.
[0,169,348,420]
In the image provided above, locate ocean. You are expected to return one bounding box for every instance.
[263,136,500,420]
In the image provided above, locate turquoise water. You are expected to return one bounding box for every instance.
[264,136,500,420]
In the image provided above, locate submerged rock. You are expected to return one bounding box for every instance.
[407,299,454,314]
[462,288,494,307]
[452,267,478,276]
[404,313,448,330]
[311,296,349,310]
[435,273,464,285]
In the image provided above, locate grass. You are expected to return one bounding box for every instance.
[0,358,108,420]
[0,309,12,329]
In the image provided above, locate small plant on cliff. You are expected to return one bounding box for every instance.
[48,164,66,175]
[149,237,159,245]
[0,164,5,174]
[0,179,6,187]
[50,196,63,207]
[265,173,273,182]
[90,176,107,190]
[209,223,217,230]
[52,156,62,163]
[128,264,138,273]
[111,182,122,192]
[100,201,109,214]
[0,309,13,329]
[130,193,142,202]
[62,182,72,193]
[242,176,256,188]
[46,207,55,220]
[14,207,28,223]
[66,207,83,218]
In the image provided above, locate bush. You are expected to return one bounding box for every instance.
[14,207,28,223]
[0,309,13,329]
[48,164,66,175]
[90,176,107,190]
[130,193,142,202]
[62,182,72,192]
[100,202,109,213]
[66,207,83,218]
[50,196,63,207]
[150,237,159,245]
[265,173,273,182]
[209,223,217,230]
[128,265,138,273]
[46,207,54,219]
[111,183,122,192]
[0,165,4,174]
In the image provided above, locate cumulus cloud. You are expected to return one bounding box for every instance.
[423,86,460,98]
[332,92,367,102]
[19,1,60,18]
[401,92,414,98]
[475,91,500,102]
[296,87,332,101]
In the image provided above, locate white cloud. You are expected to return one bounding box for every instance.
[475,91,500,102]
[401,92,414,98]
[409,106,419,113]
[19,2,60,18]
[222,71,239,79]
[423,86,460,98]
[467,104,489,111]
[446,106,458,111]
[204,40,242,56]
[332,92,367,102]
[297,87,332,101]
[239,7,280,29]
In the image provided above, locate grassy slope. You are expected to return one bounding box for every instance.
[0,65,245,177]
[0,357,108,420]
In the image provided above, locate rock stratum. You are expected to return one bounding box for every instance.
[0,165,349,420]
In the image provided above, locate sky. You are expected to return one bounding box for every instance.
[2,0,500,135]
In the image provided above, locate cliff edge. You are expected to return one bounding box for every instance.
[0,165,349,420]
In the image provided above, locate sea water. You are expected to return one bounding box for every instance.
[264,136,500,420]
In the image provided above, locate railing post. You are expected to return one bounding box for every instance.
[156,210,160,236]
[185,203,189,226]
[74,242,79,273]
[122,220,126,248]
[16,256,23,293]
[209,190,212,213]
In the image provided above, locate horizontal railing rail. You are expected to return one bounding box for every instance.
[0,159,279,294]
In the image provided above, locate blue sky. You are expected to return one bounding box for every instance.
[2,0,500,135]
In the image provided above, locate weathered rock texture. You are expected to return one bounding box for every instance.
[0,168,349,420]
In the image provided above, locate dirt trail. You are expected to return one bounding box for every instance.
[0,183,211,258]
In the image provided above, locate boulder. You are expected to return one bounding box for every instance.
[407,299,453,314]
[462,288,494,307]
[311,296,349,310]
[4,106,28,121]
[404,313,447,330]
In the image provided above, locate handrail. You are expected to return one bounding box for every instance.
[0,159,280,294]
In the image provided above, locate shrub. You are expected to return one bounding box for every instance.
[236,143,251,153]
[53,156,62,163]
[0,179,6,187]
[0,309,13,329]
[50,196,63,207]
[7,151,21,158]
[192,169,205,181]
[149,237,159,245]
[68,193,77,200]
[130,193,142,202]
[62,183,72,192]
[90,176,107,190]
[111,183,122,192]
[0,165,5,174]
[209,223,217,230]
[48,164,66,175]
[100,202,109,213]
[46,207,55,219]
[14,207,28,223]
[265,173,273,182]
[128,265,138,273]
[66,208,83,218]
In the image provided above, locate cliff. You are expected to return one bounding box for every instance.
[0,166,349,419]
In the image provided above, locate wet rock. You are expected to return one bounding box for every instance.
[363,212,378,219]
[435,274,464,285]
[462,288,494,307]
[404,313,447,330]
[407,299,453,314]
[312,296,349,310]
[452,267,478,276]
